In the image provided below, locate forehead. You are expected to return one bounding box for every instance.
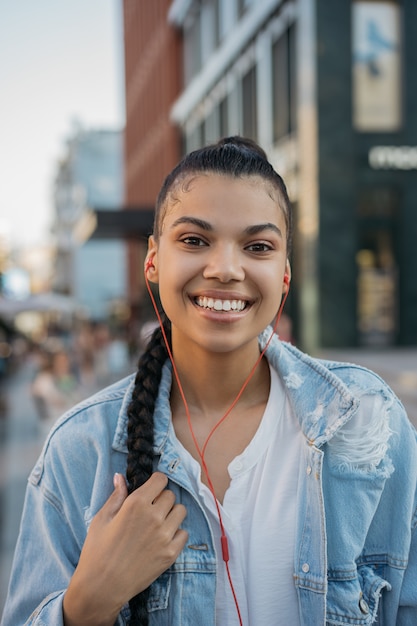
[162,173,285,224]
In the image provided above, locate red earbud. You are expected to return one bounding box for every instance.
[284,274,290,285]
[145,258,155,272]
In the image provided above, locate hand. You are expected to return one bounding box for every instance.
[63,472,188,626]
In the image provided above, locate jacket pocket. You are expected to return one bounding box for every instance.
[147,573,171,612]
[326,564,391,625]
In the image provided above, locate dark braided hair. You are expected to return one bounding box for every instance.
[126,318,171,625]
[125,137,292,624]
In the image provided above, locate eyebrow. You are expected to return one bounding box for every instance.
[171,216,212,231]
[170,216,283,238]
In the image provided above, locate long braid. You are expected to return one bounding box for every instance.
[126,318,171,625]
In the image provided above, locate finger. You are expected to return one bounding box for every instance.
[151,487,177,512]
[113,471,128,492]
[167,528,189,562]
[167,503,187,531]
[99,473,128,520]
[173,528,189,550]
[132,471,169,504]
[157,503,188,548]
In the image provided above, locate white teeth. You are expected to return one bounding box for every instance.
[196,297,247,312]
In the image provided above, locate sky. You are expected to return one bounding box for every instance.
[0,0,124,249]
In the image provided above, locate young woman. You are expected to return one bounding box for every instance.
[2,138,416,626]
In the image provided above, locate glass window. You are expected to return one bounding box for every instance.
[352,1,402,131]
[237,0,255,18]
[288,23,297,134]
[219,96,228,138]
[272,25,297,142]
[185,123,204,153]
[201,0,219,61]
[242,66,257,141]
[356,187,400,346]
[204,107,218,144]
[184,8,202,85]
[215,0,224,45]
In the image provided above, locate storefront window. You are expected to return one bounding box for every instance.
[356,188,399,346]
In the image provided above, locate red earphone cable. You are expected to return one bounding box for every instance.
[144,265,289,625]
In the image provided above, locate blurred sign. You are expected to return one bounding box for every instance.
[352,1,401,131]
[369,146,417,170]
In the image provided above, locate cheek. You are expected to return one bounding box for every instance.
[156,264,188,314]
[258,270,287,312]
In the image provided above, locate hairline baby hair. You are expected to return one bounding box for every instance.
[154,136,293,255]
[125,136,292,624]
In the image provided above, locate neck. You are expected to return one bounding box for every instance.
[169,336,269,417]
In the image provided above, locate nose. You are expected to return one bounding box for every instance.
[202,244,245,283]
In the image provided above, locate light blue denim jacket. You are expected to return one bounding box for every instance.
[2,331,417,625]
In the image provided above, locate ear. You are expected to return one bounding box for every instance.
[144,236,159,283]
[283,260,291,294]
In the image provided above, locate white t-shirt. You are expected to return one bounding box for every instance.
[173,365,303,626]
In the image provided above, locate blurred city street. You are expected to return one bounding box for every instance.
[1,347,416,614]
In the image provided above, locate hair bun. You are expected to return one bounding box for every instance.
[216,136,268,161]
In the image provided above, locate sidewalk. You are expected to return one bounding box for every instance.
[0,359,44,612]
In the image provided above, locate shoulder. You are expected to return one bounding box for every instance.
[271,339,416,463]
[280,340,400,404]
[310,355,416,474]
[318,354,392,392]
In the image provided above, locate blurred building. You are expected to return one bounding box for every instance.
[53,126,127,320]
[121,0,417,349]
[122,0,182,322]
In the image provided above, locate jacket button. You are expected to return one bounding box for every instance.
[301,563,310,573]
[306,466,312,475]
[168,458,181,472]
[359,596,369,614]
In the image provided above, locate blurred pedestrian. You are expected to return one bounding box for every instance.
[31,348,80,435]
[73,321,97,392]
[2,137,417,626]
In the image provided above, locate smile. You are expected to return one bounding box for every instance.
[195,296,248,312]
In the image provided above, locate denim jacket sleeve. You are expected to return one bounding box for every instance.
[1,388,129,626]
[321,379,417,626]
[397,489,417,625]
[378,399,417,626]
[1,479,76,626]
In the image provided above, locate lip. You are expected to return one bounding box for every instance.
[190,290,253,302]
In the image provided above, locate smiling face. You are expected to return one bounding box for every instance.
[146,173,290,360]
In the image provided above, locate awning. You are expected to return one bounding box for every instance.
[73,207,155,243]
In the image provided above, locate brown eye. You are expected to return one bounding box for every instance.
[246,242,273,253]
[181,236,207,247]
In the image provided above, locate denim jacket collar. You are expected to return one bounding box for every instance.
[260,328,360,446]
[112,327,360,455]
